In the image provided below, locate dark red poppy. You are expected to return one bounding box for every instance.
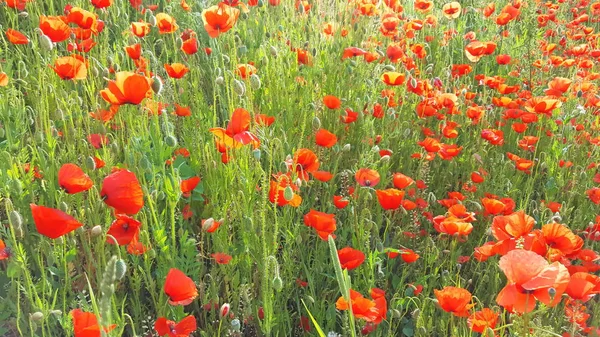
[30,204,84,239]
[155,315,197,337]
[58,163,93,194]
[100,169,144,215]
[164,268,198,305]
[106,215,141,245]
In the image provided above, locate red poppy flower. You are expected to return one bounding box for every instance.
[91,0,112,8]
[155,315,197,337]
[311,170,333,182]
[434,286,474,317]
[333,195,350,209]
[174,104,192,117]
[106,215,141,245]
[164,268,198,305]
[39,15,71,42]
[201,218,222,233]
[30,204,84,239]
[181,37,199,55]
[400,248,420,263]
[100,169,144,215]
[201,3,240,38]
[180,176,201,197]
[342,47,366,59]
[541,223,583,261]
[376,188,405,210]
[51,56,88,80]
[125,43,141,60]
[156,13,178,34]
[100,72,153,106]
[392,173,414,189]
[496,249,570,313]
[565,272,600,302]
[467,308,499,333]
[315,128,337,148]
[71,309,116,337]
[491,210,534,240]
[0,239,10,260]
[6,29,28,44]
[164,63,189,79]
[303,209,336,240]
[338,247,366,270]
[289,148,320,181]
[323,95,341,109]
[355,168,380,187]
[127,234,148,255]
[212,252,232,264]
[210,108,260,149]
[255,114,275,126]
[58,163,93,194]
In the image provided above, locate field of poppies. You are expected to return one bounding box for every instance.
[1,0,600,336]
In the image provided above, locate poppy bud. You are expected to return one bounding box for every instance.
[270,45,278,57]
[58,201,69,213]
[272,276,283,291]
[380,155,390,162]
[176,37,183,49]
[9,179,23,195]
[148,14,157,26]
[202,218,215,231]
[39,34,54,51]
[148,248,157,258]
[233,80,246,96]
[115,259,127,280]
[18,11,29,18]
[371,145,380,153]
[312,116,321,130]
[250,74,261,90]
[295,234,302,245]
[283,186,294,201]
[238,45,248,55]
[252,149,261,160]
[577,90,583,98]
[9,210,23,228]
[342,144,351,152]
[0,127,4,138]
[231,319,241,332]
[215,76,225,85]
[305,295,315,304]
[165,135,178,147]
[548,287,556,299]
[151,76,163,95]
[50,310,62,316]
[484,327,495,337]
[110,142,119,154]
[30,312,44,321]
[258,0,264,6]
[384,65,396,71]
[222,54,230,64]
[219,303,230,318]
[411,309,420,319]
[91,225,103,237]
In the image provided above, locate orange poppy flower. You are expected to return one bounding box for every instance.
[131,21,151,37]
[181,37,199,55]
[414,0,433,13]
[106,215,141,245]
[338,247,365,270]
[236,63,256,79]
[333,195,350,209]
[342,47,367,59]
[67,7,98,30]
[209,108,260,149]
[541,223,583,261]
[269,172,302,207]
[201,3,240,38]
[392,173,414,189]
[436,216,474,236]
[467,308,499,333]
[0,239,9,260]
[164,268,198,305]
[100,169,144,215]
[376,188,405,210]
[58,163,93,194]
[303,209,336,240]
[442,2,461,19]
[155,315,197,337]
[289,148,319,181]
[180,176,200,197]
[464,41,496,62]
[212,252,233,264]
[434,286,474,317]
[91,0,112,8]
[335,289,380,322]
[173,104,191,117]
[565,273,600,302]
[496,249,570,313]
[491,210,534,240]
[164,63,189,79]
[125,43,141,60]
[51,56,87,80]
[482,197,506,215]
[323,95,341,109]
[5,28,28,44]
[311,170,333,182]
[255,114,275,126]
[381,72,405,86]
[100,72,153,105]
[156,13,178,34]
[355,168,380,187]
[315,128,337,148]
[71,309,116,337]
[0,72,8,87]
[400,248,420,263]
[30,204,84,239]
[39,15,71,42]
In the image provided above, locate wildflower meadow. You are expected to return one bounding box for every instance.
[1,0,600,336]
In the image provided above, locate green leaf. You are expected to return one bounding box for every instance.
[301,300,326,337]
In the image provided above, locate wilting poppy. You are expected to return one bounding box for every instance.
[376,188,405,210]
[289,148,319,181]
[164,63,189,79]
[212,252,233,264]
[51,56,87,80]
[467,308,499,333]
[155,315,197,337]
[30,204,84,239]
[39,15,71,43]
[303,209,336,240]
[496,249,570,313]
[100,169,144,215]
[315,128,337,148]
[100,72,153,105]
[106,215,141,245]
[210,108,260,150]
[323,95,341,109]
[355,168,380,187]
[338,247,365,270]
[71,309,116,337]
[156,13,178,34]
[6,29,28,44]
[201,3,240,38]
[434,286,474,317]
[58,163,93,194]
[164,268,198,305]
